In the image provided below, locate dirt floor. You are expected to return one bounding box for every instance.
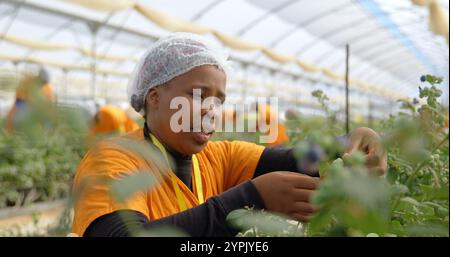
[0,200,68,236]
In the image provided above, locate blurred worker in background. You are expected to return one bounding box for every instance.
[5,67,53,132]
[87,104,140,144]
[220,109,237,130]
[256,104,289,147]
[124,107,142,132]
[285,108,301,121]
[285,108,302,135]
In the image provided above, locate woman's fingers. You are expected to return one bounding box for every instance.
[368,166,386,176]
[290,201,317,215]
[291,188,314,202]
[290,211,314,223]
[290,174,319,190]
[365,152,380,166]
[365,152,387,175]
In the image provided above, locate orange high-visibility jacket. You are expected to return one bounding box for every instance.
[71,129,265,236]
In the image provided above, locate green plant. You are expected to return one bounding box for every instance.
[228,75,449,237]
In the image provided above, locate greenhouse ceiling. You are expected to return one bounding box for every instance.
[0,0,448,107]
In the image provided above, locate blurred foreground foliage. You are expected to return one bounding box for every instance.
[0,74,448,237]
[227,75,448,237]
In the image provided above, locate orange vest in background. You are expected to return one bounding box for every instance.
[88,105,140,142]
[257,105,289,147]
[41,83,53,101]
[267,123,289,147]
[90,105,128,135]
[124,115,140,132]
[15,78,53,101]
[5,78,53,132]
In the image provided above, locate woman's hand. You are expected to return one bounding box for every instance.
[344,127,387,176]
[252,171,319,222]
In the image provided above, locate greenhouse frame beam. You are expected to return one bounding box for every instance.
[0,0,24,40]
[349,35,398,56]
[2,0,159,41]
[96,10,134,64]
[360,47,411,65]
[372,71,416,91]
[295,2,353,29]
[326,39,400,69]
[314,47,414,95]
[338,43,444,76]
[358,65,417,92]
[356,50,420,77]
[295,7,428,56]
[267,1,352,48]
[358,0,438,76]
[315,25,381,62]
[314,31,412,68]
[294,15,370,56]
[110,42,151,70]
[190,0,224,22]
[0,5,16,18]
[1,0,400,100]
[23,18,76,60]
[361,38,445,61]
[236,0,299,37]
[226,55,382,98]
[365,56,420,80]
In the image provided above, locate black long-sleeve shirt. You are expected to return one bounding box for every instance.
[83,127,348,237]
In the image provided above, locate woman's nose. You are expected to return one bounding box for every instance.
[200,98,219,114]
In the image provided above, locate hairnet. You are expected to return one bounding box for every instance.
[128,32,230,116]
[38,67,50,84]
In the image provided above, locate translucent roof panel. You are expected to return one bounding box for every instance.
[0,0,448,115]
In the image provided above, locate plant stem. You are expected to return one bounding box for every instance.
[405,133,448,187]
[391,133,449,212]
[293,221,302,236]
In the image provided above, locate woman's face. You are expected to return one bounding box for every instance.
[145,65,226,156]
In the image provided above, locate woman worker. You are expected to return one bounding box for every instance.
[71,33,387,237]
[5,67,53,132]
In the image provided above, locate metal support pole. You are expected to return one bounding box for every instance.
[13,61,19,85]
[268,70,276,97]
[88,23,99,101]
[102,74,108,101]
[295,77,301,108]
[241,64,248,102]
[345,44,350,134]
[63,69,68,102]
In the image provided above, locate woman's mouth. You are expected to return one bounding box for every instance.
[190,121,215,145]
[191,131,213,145]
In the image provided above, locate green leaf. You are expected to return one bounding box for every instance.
[405,223,449,237]
[389,184,409,196]
[420,185,449,201]
[307,209,333,235]
[110,172,156,203]
[399,197,421,207]
[226,209,297,236]
[342,151,365,166]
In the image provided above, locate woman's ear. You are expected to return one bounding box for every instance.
[146,87,160,110]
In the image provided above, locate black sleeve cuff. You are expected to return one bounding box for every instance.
[84,180,266,237]
[216,179,265,213]
[254,133,351,178]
